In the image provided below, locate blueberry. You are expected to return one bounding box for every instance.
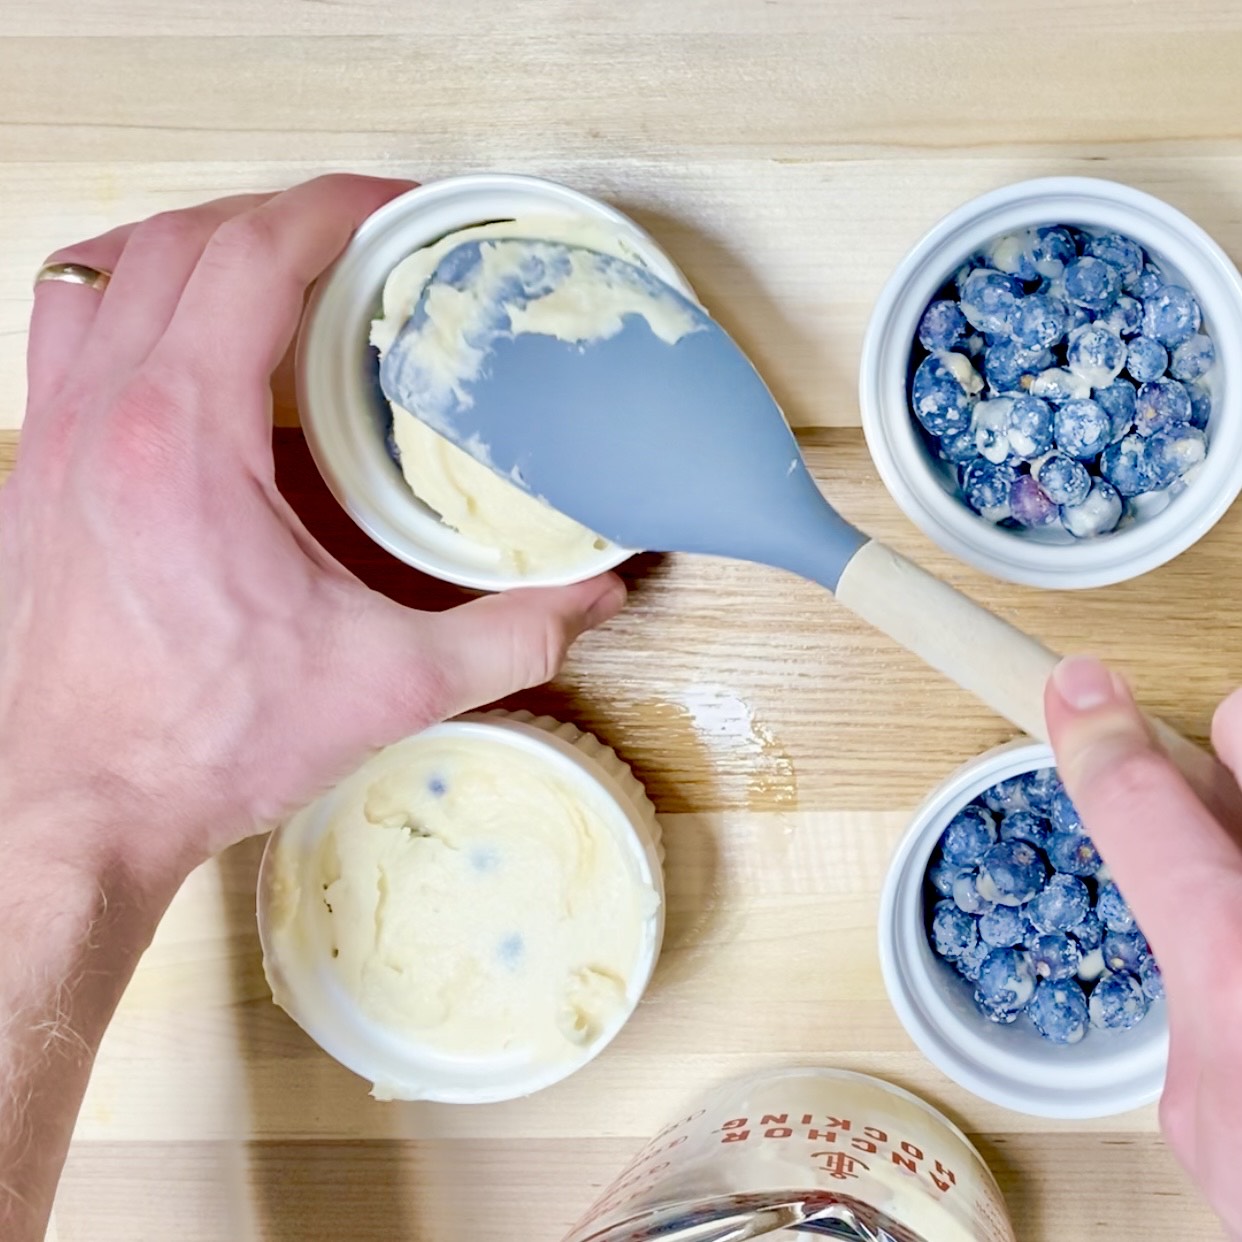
[1029,932,1081,982]
[1103,929,1149,973]
[972,397,1016,463]
[1027,873,1091,933]
[1054,398,1111,459]
[960,269,1024,336]
[978,903,1027,948]
[1067,323,1126,387]
[1134,377,1192,437]
[1085,233,1144,288]
[1187,381,1212,430]
[912,351,982,437]
[1104,295,1143,338]
[1069,910,1104,952]
[1009,474,1060,528]
[1051,786,1082,834]
[938,426,981,465]
[1094,377,1138,441]
[987,230,1041,281]
[918,299,968,352]
[931,899,980,961]
[1099,434,1156,497]
[1011,294,1069,350]
[1028,367,1092,404]
[975,992,1022,1024]
[1142,285,1202,347]
[1140,955,1164,1001]
[981,777,1029,814]
[1095,881,1136,932]
[952,870,992,915]
[974,947,1037,1015]
[985,339,1055,393]
[1144,426,1206,490]
[1130,265,1164,298]
[975,840,1048,906]
[1125,335,1168,384]
[1088,971,1149,1031]
[1036,453,1092,506]
[961,458,1018,523]
[957,935,992,982]
[1031,226,1076,277]
[1028,979,1089,1044]
[1064,256,1121,311]
[928,856,972,897]
[1000,809,1053,848]
[1061,479,1123,538]
[1046,831,1103,876]
[1169,333,1216,382]
[940,803,998,866]
[1005,395,1055,458]
[1019,767,1062,814]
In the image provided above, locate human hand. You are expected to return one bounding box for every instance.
[0,174,626,891]
[1046,656,1242,1240]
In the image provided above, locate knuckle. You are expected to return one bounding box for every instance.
[338,600,458,733]
[306,172,354,193]
[1211,689,1242,752]
[203,211,279,272]
[1080,746,1173,826]
[130,209,203,255]
[1157,1087,1191,1151]
[528,613,570,687]
[384,659,455,732]
[101,368,193,480]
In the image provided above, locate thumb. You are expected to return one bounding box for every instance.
[422,572,628,717]
[1046,655,1241,973]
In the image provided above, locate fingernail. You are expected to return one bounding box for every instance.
[1052,655,1119,712]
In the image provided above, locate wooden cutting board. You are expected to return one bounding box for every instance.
[3,2,1238,1237]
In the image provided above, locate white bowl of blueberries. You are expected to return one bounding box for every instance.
[878,739,1167,1119]
[860,177,1242,588]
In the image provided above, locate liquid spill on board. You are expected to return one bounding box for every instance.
[651,683,798,812]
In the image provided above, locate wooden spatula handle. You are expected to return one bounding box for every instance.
[834,540,1060,740]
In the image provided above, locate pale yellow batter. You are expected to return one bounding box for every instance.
[370,216,693,574]
[264,730,658,1092]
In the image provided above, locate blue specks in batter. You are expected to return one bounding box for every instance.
[497,933,525,969]
[469,847,501,874]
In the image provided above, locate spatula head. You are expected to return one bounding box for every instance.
[379,239,864,584]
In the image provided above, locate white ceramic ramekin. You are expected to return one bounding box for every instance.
[296,173,696,591]
[257,710,665,1103]
[878,738,1167,1119]
[861,177,1242,589]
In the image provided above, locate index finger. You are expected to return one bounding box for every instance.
[154,173,414,391]
[1045,655,1242,977]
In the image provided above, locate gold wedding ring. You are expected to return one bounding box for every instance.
[34,262,111,293]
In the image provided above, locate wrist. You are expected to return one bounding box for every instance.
[0,783,196,923]
[0,792,187,1242]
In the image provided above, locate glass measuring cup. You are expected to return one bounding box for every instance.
[565,1067,1015,1242]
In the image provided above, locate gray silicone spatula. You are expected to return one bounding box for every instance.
[379,237,1065,737]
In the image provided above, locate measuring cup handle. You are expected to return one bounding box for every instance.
[834,539,1059,740]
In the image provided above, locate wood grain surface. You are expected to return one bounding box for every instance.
[2,2,1238,1239]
